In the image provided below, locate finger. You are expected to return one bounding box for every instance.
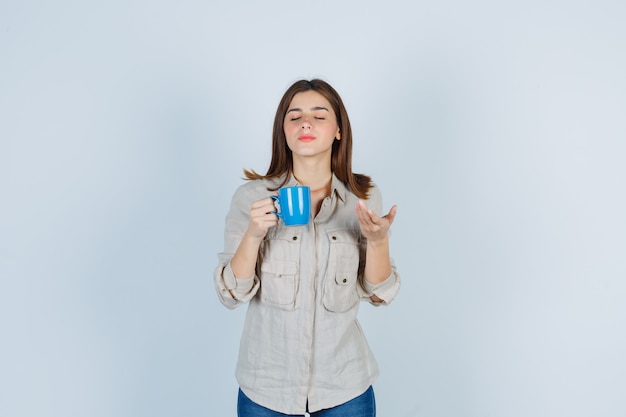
[262,213,279,225]
[251,206,274,219]
[253,213,279,229]
[367,209,384,224]
[256,200,279,215]
[251,197,275,210]
[363,206,383,225]
[382,205,398,225]
[355,201,374,226]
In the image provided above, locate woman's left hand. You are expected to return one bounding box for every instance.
[355,200,397,243]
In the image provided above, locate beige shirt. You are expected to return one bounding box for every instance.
[214,174,400,414]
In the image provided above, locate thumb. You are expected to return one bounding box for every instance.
[383,205,398,225]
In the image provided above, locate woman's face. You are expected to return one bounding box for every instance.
[283,90,340,161]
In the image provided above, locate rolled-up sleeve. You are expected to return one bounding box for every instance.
[214,255,260,309]
[214,184,261,309]
[359,261,400,305]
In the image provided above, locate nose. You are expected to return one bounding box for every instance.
[300,116,312,130]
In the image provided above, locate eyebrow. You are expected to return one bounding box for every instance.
[286,106,330,113]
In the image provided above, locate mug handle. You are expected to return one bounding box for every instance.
[269,195,282,218]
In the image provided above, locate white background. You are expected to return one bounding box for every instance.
[1,1,625,416]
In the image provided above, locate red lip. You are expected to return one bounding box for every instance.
[298,134,315,142]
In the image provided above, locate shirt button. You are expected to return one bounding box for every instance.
[342,278,347,283]
[292,236,298,241]
[331,236,337,240]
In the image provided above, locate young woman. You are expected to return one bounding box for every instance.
[214,79,400,417]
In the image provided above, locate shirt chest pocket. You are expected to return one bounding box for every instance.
[259,259,299,309]
[323,228,363,313]
[258,229,303,310]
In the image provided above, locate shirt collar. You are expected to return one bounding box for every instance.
[330,173,347,202]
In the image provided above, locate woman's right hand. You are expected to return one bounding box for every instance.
[245,194,279,240]
[230,195,278,283]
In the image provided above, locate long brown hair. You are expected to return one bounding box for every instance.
[243,79,373,199]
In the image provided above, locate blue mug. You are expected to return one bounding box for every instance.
[271,186,311,226]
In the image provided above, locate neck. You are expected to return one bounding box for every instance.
[292,160,332,192]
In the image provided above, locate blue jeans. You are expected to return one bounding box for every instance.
[237,386,376,417]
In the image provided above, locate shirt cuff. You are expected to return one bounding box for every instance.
[363,269,400,305]
[223,262,255,294]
